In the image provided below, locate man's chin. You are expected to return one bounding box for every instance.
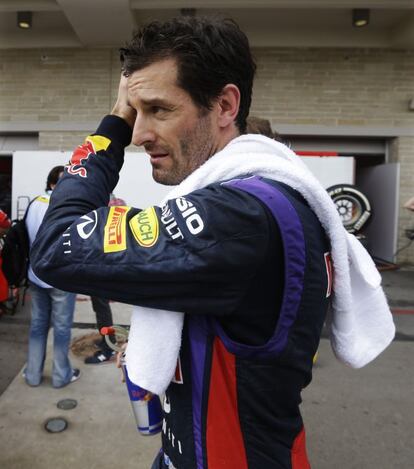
[152,168,179,186]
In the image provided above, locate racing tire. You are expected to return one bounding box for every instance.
[327,184,372,234]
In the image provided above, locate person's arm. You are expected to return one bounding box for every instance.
[31,118,273,315]
[31,165,272,314]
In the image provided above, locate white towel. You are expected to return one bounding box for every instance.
[126,134,395,395]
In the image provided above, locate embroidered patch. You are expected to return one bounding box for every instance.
[68,135,111,178]
[76,211,98,240]
[129,207,159,248]
[103,206,130,253]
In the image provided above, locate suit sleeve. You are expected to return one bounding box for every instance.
[31,117,273,315]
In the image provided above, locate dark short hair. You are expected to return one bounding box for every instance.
[120,16,256,133]
[46,165,64,191]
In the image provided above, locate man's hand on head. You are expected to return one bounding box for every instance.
[111,73,136,129]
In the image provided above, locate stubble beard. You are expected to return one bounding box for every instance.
[153,114,214,186]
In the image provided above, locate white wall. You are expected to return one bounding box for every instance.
[301,156,354,188]
[12,151,69,219]
[12,151,354,219]
[12,151,171,219]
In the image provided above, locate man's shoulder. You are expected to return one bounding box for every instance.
[34,195,50,204]
[185,177,268,205]
[200,176,322,230]
[175,176,318,230]
[26,194,50,221]
[200,176,304,206]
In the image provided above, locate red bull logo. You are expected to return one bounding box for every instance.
[68,135,111,178]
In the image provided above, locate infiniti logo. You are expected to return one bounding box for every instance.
[76,211,98,239]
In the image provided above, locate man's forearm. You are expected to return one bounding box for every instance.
[31,115,132,285]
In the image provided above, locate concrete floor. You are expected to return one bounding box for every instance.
[0,327,161,469]
[0,269,413,468]
[303,339,414,468]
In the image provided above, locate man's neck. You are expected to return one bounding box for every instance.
[213,126,240,156]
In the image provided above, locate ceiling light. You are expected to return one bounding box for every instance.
[353,9,369,28]
[17,11,32,29]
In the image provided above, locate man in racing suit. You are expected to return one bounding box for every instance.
[32,16,330,468]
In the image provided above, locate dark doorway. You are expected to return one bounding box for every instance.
[0,155,12,218]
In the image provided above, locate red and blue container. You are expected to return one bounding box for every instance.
[102,326,163,436]
[122,357,163,435]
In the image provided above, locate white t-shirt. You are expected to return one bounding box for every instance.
[25,191,52,288]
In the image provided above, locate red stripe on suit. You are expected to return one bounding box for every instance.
[206,337,248,468]
[291,427,311,469]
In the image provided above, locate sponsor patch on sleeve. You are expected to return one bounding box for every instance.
[129,207,159,248]
[103,206,130,253]
[68,135,112,178]
[175,197,204,235]
[76,211,98,240]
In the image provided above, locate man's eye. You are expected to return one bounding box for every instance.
[152,106,167,114]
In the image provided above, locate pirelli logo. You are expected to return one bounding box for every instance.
[104,206,130,253]
[129,207,159,248]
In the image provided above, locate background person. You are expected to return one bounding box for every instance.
[24,166,80,388]
[0,209,10,237]
[0,209,11,313]
[246,115,282,141]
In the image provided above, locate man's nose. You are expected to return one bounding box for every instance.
[132,114,156,147]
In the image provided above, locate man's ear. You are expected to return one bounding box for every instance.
[216,84,240,129]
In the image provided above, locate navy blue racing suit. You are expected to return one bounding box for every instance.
[32,115,331,469]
